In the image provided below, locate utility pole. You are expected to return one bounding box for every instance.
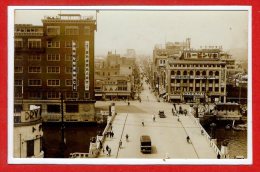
[60,92,65,158]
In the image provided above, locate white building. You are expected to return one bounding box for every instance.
[13,106,44,158]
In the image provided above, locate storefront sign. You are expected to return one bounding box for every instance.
[72,41,77,91]
[85,41,89,91]
[21,108,41,122]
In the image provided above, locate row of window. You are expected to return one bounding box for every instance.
[15,40,84,48]
[171,87,224,92]
[169,64,223,68]
[171,70,220,76]
[46,26,90,36]
[14,66,79,73]
[15,79,79,86]
[15,54,79,61]
[14,91,90,100]
[103,87,128,91]
[171,79,220,84]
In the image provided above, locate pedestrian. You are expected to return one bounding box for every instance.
[217,153,221,159]
[128,101,130,106]
[106,145,109,151]
[142,120,144,126]
[177,116,180,122]
[125,134,129,141]
[119,140,122,148]
[107,131,110,138]
[201,129,204,135]
[186,136,190,143]
[153,115,155,122]
[108,148,111,156]
[111,131,114,138]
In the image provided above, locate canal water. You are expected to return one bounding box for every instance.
[42,122,105,158]
[42,122,247,159]
[205,125,248,159]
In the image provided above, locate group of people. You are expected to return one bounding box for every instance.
[106,130,114,138]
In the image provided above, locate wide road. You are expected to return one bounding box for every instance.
[95,79,218,159]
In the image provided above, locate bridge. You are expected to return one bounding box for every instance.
[82,80,224,160]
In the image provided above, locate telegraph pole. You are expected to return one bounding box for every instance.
[60,92,65,158]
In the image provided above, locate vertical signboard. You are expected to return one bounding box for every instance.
[85,41,89,91]
[72,41,77,91]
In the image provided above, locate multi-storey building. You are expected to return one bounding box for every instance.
[167,48,227,103]
[152,39,190,95]
[14,14,97,122]
[94,52,136,100]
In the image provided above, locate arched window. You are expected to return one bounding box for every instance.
[189,71,194,75]
[171,71,175,75]
[177,71,181,75]
[209,71,213,76]
[215,71,219,76]
[196,71,200,76]
[183,71,187,75]
[202,71,206,75]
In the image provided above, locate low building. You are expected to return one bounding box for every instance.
[13,106,44,158]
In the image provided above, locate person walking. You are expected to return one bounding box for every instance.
[125,134,129,142]
[119,140,122,148]
[186,136,190,143]
[111,131,114,138]
[142,120,144,126]
[106,145,109,152]
[153,115,156,122]
[107,148,111,156]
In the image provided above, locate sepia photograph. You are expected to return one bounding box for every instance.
[8,6,251,165]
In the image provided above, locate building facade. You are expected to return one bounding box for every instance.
[13,106,44,158]
[14,14,97,122]
[152,39,190,95]
[94,52,136,100]
[167,48,227,103]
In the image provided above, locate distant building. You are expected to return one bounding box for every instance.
[152,39,190,95]
[13,106,44,158]
[14,14,97,122]
[94,51,136,100]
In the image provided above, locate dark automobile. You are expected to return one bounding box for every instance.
[140,135,152,153]
[158,110,166,118]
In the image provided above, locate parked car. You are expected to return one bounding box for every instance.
[158,110,166,118]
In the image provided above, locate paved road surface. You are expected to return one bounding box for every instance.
[96,80,217,159]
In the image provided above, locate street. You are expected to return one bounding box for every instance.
[96,79,218,159]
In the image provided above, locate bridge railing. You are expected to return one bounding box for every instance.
[88,108,117,158]
[189,113,222,157]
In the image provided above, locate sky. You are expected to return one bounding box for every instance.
[14,8,249,57]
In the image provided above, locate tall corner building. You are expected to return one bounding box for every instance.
[14,14,97,122]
